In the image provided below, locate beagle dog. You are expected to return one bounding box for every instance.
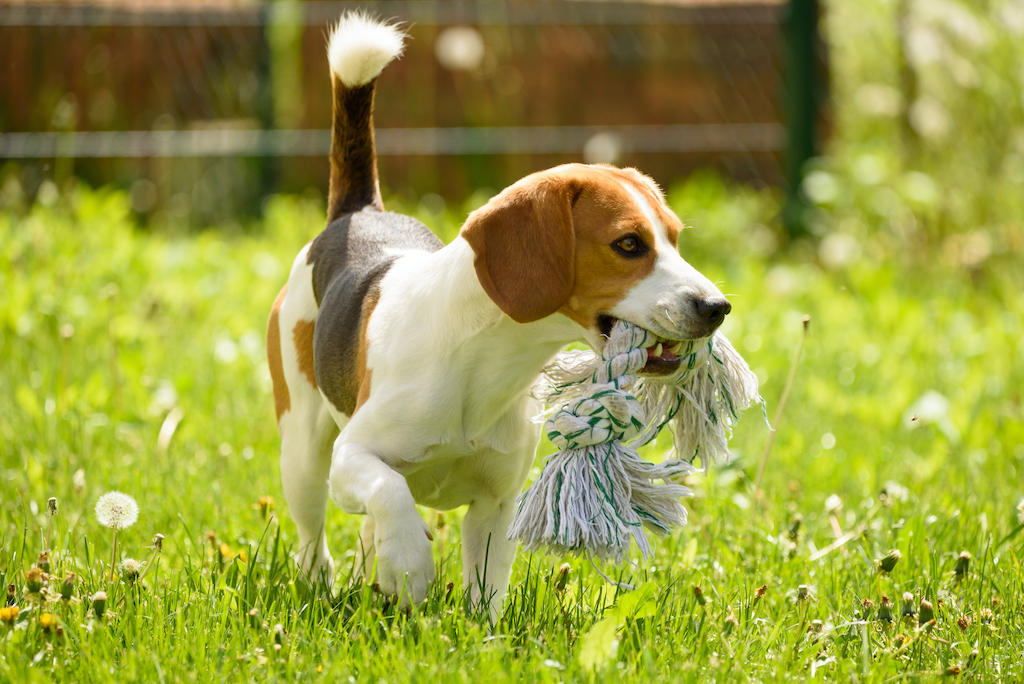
[266,14,731,619]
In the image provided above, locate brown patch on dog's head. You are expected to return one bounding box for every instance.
[610,166,681,243]
[267,285,290,423]
[461,164,680,330]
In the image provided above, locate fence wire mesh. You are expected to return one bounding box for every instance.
[1,0,789,226]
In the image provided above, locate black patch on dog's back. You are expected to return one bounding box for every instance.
[308,207,443,416]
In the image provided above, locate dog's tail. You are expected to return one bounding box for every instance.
[325,13,405,222]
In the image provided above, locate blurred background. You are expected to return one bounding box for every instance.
[2,0,1021,259]
[2,0,827,231]
[2,0,1023,517]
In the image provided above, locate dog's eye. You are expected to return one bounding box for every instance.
[612,235,646,257]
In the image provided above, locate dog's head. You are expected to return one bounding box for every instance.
[461,163,730,376]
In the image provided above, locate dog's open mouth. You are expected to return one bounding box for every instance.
[597,315,686,377]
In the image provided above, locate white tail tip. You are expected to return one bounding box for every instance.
[327,13,406,88]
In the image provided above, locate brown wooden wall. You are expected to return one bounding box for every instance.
[1,1,790,223]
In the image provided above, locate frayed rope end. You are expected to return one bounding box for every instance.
[508,322,761,562]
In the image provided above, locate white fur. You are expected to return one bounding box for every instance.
[325,239,582,616]
[327,13,406,88]
[276,244,342,583]
[610,180,725,340]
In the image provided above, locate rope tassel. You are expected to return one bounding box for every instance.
[508,320,762,562]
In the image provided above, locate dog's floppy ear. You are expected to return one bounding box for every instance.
[462,178,580,323]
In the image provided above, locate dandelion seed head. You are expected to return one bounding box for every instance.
[120,558,143,579]
[92,591,107,619]
[1017,498,1024,526]
[876,548,902,574]
[60,573,76,600]
[95,491,139,530]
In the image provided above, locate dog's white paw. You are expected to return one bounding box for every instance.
[374,515,435,606]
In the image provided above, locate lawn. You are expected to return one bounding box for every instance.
[1,168,1021,681]
[3,0,1024,678]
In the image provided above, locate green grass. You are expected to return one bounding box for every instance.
[4,0,1024,675]
[1,174,1022,682]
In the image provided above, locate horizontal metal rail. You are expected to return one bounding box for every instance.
[0,124,785,158]
[0,0,783,27]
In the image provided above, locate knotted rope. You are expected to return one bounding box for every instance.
[507,320,761,562]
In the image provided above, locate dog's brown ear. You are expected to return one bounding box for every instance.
[461,178,579,323]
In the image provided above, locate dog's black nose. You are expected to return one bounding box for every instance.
[696,297,732,327]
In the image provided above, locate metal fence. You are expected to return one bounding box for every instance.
[1,0,800,226]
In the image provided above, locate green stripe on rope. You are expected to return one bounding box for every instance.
[508,320,762,562]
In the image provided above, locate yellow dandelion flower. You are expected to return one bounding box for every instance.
[25,567,44,593]
[255,496,275,521]
[0,606,19,623]
[39,613,57,630]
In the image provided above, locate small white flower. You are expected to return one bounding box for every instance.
[95,491,139,530]
[1017,499,1024,526]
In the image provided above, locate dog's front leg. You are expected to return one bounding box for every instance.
[329,441,435,606]
[462,497,518,623]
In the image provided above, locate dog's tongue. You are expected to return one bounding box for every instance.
[646,342,679,363]
[640,341,682,376]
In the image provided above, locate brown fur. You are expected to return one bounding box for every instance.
[292,319,318,389]
[462,164,673,329]
[560,168,660,329]
[353,290,381,414]
[609,167,682,244]
[327,77,383,222]
[267,285,290,423]
[461,176,578,323]
[355,368,373,413]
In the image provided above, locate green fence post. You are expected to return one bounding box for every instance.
[781,0,823,238]
[255,3,278,216]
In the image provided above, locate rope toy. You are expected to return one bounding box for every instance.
[507,320,761,562]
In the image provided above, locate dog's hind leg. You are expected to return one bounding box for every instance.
[279,399,340,585]
[269,265,342,586]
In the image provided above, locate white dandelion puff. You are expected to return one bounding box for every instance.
[1017,498,1024,526]
[120,558,143,583]
[95,490,139,583]
[120,558,142,574]
[95,491,139,530]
